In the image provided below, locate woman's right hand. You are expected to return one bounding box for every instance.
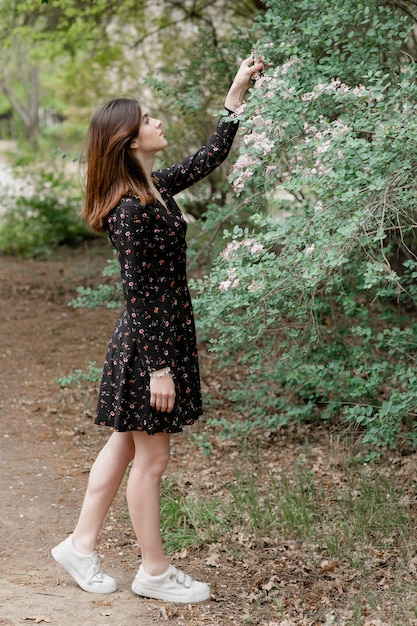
[224,56,265,112]
[150,370,176,413]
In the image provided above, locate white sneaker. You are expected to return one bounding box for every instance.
[132,564,210,603]
[51,534,117,594]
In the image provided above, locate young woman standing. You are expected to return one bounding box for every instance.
[52,56,264,603]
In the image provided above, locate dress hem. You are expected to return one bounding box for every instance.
[94,411,203,435]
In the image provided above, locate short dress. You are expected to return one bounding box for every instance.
[95,115,239,434]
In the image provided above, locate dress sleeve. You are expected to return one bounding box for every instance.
[108,198,176,372]
[154,115,239,195]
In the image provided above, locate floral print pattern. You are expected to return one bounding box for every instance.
[95,116,239,434]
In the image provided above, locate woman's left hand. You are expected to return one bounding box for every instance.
[150,369,176,413]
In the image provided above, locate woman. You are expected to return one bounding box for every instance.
[51,56,263,604]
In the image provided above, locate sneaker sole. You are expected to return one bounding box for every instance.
[131,581,210,603]
[51,546,117,594]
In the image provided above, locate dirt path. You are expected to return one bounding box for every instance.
[0,243,218,626]
[0,245,183,626]
[0,244,270,626]
[1,244,417,626]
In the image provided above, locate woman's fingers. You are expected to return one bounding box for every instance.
[150,377,176,413]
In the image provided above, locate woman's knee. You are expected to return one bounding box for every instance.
[139,447,170,477]
[106,431,135,464]
[152,446,171,474]
[132,431,170,476]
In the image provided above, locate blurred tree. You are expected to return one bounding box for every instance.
[0,44,40,148]
[0,0,264,151]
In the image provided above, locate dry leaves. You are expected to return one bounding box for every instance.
[318,559,339,575]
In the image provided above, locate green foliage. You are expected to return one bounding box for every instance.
[160,477,225,553]
[69,257,122,309]
[190,0,417,448]
[56,362,102,387]
[0,0,260,152]
[0,169,92,257]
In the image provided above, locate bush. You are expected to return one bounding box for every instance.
[190,0,417,448]
[0,169,92,257]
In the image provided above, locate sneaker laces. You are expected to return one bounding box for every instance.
[87,553,104,582]
[169,567,192,589]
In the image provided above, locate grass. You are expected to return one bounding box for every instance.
[159,448,416,624]
[160,477,227,553]
[161,458,414,556]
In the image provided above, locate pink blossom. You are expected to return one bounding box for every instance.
[250,243,264,255]
[301,92,317,102]
[234,103,247,116]
[221,238,263,260]
[260,137,275,153]
[219,277,240,291]
[316,140,332,154]
[265,165,278,176]
[353,85,367,97]
[329,78,342,90]
[280,59,295,75]
[243,131,275,153]
[233,154,255,170]
[219,280,231,291]
[254,75,273,89]
[221,240,242,260]
[231,171,254,193]
[232,178,244,192]
[334,120,350,133]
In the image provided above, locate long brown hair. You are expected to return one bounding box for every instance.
[81,97,155,232]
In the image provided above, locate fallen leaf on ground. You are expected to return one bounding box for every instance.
[319,559,339,575]
[205,551,221,566]
[21,617,51,624]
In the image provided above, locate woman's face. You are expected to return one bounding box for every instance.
[133,111,168,157]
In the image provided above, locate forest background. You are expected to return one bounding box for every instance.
[1,1,417,624]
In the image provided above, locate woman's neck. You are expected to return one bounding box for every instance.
[139,153,154,178]
[135,153,166,207]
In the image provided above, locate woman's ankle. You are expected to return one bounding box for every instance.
[71,532,96,555]
[141,558,169,577]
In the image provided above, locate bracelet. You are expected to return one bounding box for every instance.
[149,367,172,379]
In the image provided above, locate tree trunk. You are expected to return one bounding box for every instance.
[0,60,40,149]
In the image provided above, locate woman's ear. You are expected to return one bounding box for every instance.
[130,138,139,149]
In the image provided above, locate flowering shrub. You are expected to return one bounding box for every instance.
[192,0,417,448]
[0,170,90,257]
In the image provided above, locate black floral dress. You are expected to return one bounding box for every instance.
[95,115,239,434]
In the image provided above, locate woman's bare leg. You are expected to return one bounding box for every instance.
[72,431,135,554]
[126,431,170,575]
